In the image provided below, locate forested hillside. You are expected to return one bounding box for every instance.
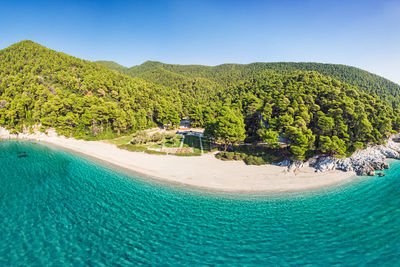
[0,41,183,139]
[1,40,400,160]
[99,58,400,159]
[100,60,400,106]
[214,71,400,160]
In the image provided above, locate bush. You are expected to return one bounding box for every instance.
[215,152,246,161]
[233,152,246,160]
[353,141,364,149]
[145,150,167,155]
[131,131,150,144]
[243,155,266,165]
[150,132,165,143]
[225,152,234,160]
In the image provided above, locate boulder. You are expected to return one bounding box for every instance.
[288,161,303,172]
[275,159,291,167]
[336,158,353,172]
[314,157,338,172]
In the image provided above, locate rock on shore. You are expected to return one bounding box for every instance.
[310,140,400,176]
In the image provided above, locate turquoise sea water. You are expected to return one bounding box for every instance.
[1,141,400,266]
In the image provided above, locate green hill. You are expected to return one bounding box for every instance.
[0,41,182,139]
[99,60,400,106]
[1,40,399,160]
[219,70,400,159]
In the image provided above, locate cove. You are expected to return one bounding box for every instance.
[1,140,399,266]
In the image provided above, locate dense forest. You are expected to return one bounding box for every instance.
[217,71,400,160]
[98,60,400,107]
[0,41,183,139]
[1,40,400,160]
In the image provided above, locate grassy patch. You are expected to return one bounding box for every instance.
[118,144,147,152]
[108,136,133,145]
[145,150,167,155]
[164,138,181,148]
[174,152,202,157]
[149,143,163,149]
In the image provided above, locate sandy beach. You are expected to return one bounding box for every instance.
[0,128,357,192]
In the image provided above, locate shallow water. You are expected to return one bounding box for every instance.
[0,140,399,266]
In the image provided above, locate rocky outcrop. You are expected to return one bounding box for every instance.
[288,161,303,172]
[311,140,399,176]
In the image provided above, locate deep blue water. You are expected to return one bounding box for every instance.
[0,141,399,266]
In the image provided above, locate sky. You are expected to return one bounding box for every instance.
[0,0,399,84]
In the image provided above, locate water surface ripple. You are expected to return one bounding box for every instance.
[1,141,399,266]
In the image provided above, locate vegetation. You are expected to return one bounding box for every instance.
[201,137,214,153]
[117,144,147,152]
[222,71,399,160]
[0,41,182,138]
[94,61,129,74]
[174,151,202,157]
[182,135,202,154]
[145,150,167,155]
[100,60,400,107]
[216,146,284,165]
[107,136,134,146]
[204,106,246,151]
[2,40,400,163]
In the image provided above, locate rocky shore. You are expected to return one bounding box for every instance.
[303,139,400,176]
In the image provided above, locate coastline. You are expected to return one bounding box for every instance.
[0,128,359,193]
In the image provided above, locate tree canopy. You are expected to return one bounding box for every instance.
[2,40,400,161]
[0,41,182,138]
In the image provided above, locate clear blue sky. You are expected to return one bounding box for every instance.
[1,0,399,84]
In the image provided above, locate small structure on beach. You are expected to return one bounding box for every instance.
[179,119,191,130]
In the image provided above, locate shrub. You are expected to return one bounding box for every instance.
[215,152,246,161]
[131,131,150,144]
[353,141,364,149]
[243,155,266,165]
[233,152,246,160]
[150,132,165,143]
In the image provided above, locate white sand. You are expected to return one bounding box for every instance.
[0,128,357,192]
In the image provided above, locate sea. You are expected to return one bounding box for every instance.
[1,140,399,266]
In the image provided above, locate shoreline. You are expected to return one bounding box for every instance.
[0,128,359,193]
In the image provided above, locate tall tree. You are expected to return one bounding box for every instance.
[205,106,246,151]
